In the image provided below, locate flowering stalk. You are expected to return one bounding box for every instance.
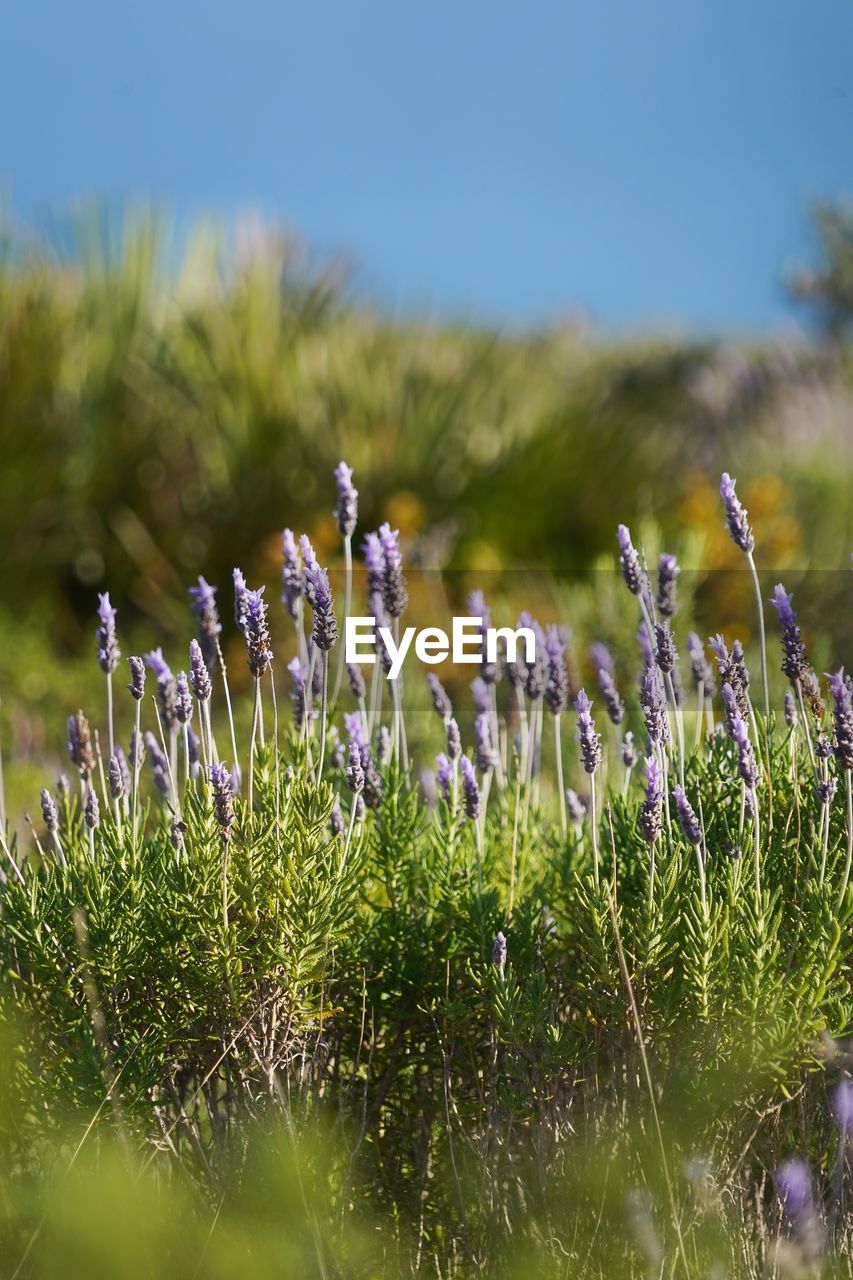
[720,473,769,723]
[331,462,358,705]
[305,562,338,781]
[96,593,120,761]
[576,689,602,888]
[545,626,569,838]
[828,670,853,906]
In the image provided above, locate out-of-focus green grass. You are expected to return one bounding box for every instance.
[1,206,851,646]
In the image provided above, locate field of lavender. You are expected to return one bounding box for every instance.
[0,450,850,1279]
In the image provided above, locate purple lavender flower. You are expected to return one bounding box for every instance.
[114,745,132,794]
[816,777,838,806]
[731,713,760,789]
[189,639,212,702]
[446,717,462,762]
[468,590,499,683]
[775,1158,812,1222]
[107,753,125,801]
[832,1079,853,1133]
[654,622,677,675]
[378,523,408,618]
[575,689,602,775]
[377,725,392,766]
[460,754,480,821]
[287,657,310,728]
[641,667,670,749]
[84,789,100,830]
[436,752,453,803]
[145,649,178,730]
[243,586,274,676]
[233,567,249,630]
[827,669,853,770]
[95,593,120,674]
[621,731,638,770]
[330,796,345,837]
[281,529,303,621]
[188,576,221,671]
[300,535,320,605]
[545,626,568,716]
[127,656,146,702]
[40,789,59,833]
[524,618,549,701]
[565,788,586,825]
[67,711,95,780]
[596,667,625,726]
[686,632,714,693]
[347,663,366,701]
[471,677,490,715]
[656,553,679,618]
[617,524,648,597]
[783,689,797,728]
[144,731,170,796]
[427,673,453,722]
[363,532,385,617]
[474,712,498,773]
[673,784,702,846]
[709,635,749,718]
[334,461,358,539]
[346,740,365,794]
[588,642,614,677]
[721,681,740,737]
[175,672,193,725]
[769,583,808,683]
[492,931,507,972]
[636,623,654,671]
[638,756,663,847]
[720,472,754,554]
[344,710,366,748]
[210,761,235,839]
[304,564,337,652]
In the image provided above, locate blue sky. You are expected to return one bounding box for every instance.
[4,0,852,331]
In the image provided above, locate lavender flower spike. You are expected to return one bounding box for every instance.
[188,576,221,671]
[233,567,249,630]
[657,553,679,618]
[638,756,663,847]
[40,789,59,833]
[210,761,235,840]
[436,752,453,803]
[474,712,498,773]
[281,529,303,620]
[460,754,480,821]
[175,672,193,725]
[565,788,586,825]
[545,626,568,716]
[492,931,507,973]
[616,524,647,597]
[189,639,212,702]
[686,632,714,693]
[95,593,120,674]
[427,673,452,722]
[108,753,125,801]
[673,784,702,846]
[446,717,462,762]
[304,564,338,651]
[378,523,408,618]
[575,689,602,775]
[731,713,760,789]
[654,621,677,675]
[346,740,365,794]
[243,587,273,677]
[334,461,358,539]
[127,656,146,701]
[68,711,95,780]
[769,584,808,683]
[720,472,754,554]
[84,789,100,830]
[827,669,853,770]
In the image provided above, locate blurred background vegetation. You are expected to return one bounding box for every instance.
[1,200,852,800]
